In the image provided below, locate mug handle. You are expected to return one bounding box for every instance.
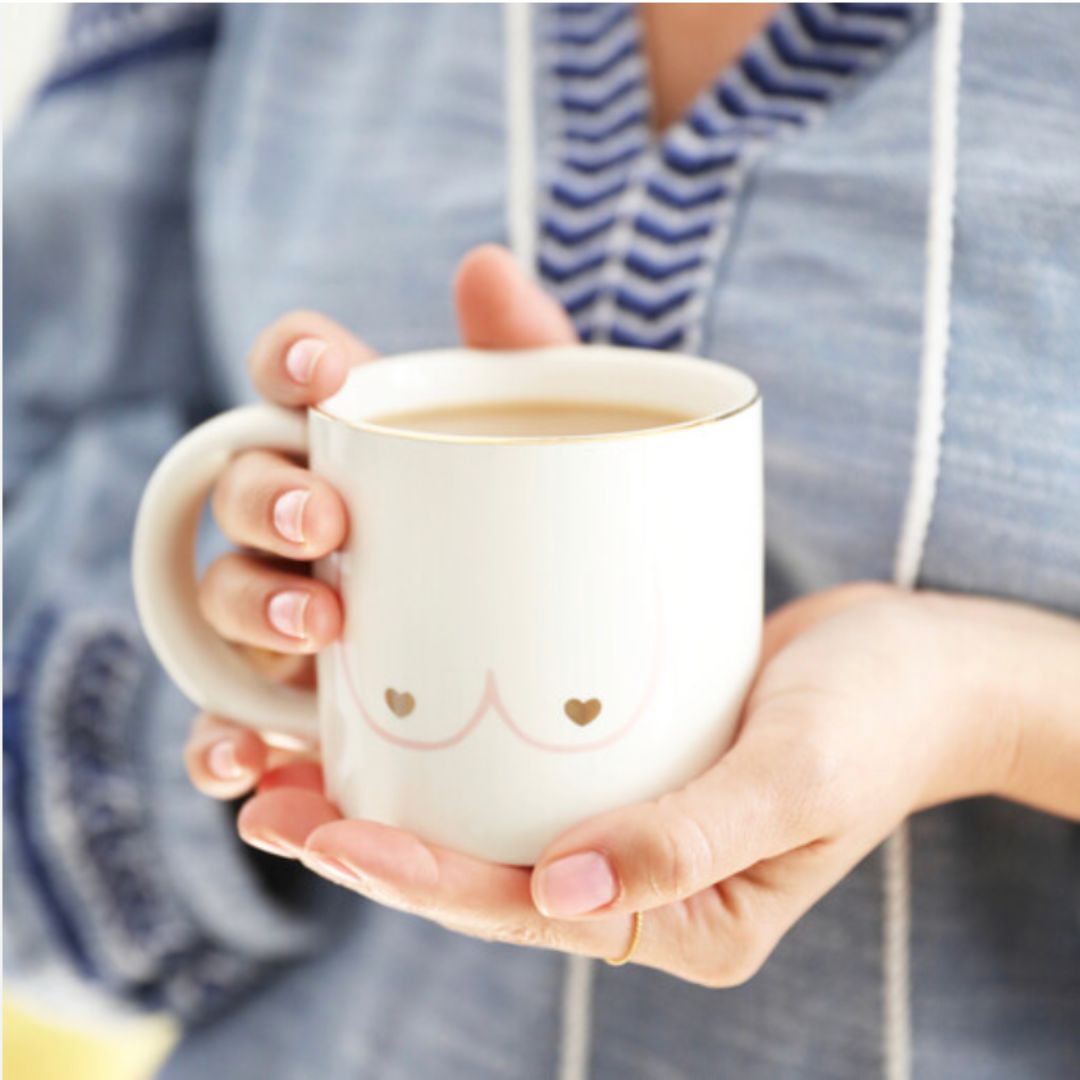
[132,405,320,749]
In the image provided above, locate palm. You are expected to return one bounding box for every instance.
[237,585,930,984]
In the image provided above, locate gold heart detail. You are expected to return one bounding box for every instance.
[564,698,602,726]
[385,688,415,718]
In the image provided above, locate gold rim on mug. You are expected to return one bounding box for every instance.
[312,391,759,447]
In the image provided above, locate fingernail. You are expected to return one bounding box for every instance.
[272,488,310,544]
[284,338,328,385]
[243,829,302,859]
[268,590,309,639]
[206,739,244,780]
[534,851,618,917]
[303,852,364,886]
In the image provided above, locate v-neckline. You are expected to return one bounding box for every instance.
[548,3,927,161]
[536,3,932,351]
[544,5,771,167]
[634,4,786,149]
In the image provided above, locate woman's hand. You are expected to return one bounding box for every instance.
[248,581,1079,986]
[182,243,1080,986]
[181,309,365,812]
[183,245,578,818]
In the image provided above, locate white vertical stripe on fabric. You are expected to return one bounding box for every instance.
[505,3,538,275]
[885,6,964,1080]
[559,954,596,1080]
[893,1,963,592]
[882,827,913,1080]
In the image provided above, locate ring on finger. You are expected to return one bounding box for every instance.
[605,911,644,967]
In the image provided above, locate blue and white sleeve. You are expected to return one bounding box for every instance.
[3,4,344,1025]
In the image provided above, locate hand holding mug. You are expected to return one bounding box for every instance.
[285,581,1029,984]
[142,242,761,865]
[146,244,1043,985]
[180,246,582,802]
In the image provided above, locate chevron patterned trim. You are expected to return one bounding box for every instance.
[537,3,929,350]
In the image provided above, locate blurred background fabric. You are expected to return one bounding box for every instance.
[3,4,174,1077]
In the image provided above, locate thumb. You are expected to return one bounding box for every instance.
[530,728,814,919]
[454,245,578,349]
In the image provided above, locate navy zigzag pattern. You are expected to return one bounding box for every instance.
[538,3,928,347]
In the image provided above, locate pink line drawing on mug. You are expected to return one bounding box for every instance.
[330,555,665,753]
[338,655,488,751]
[484,596,665,753]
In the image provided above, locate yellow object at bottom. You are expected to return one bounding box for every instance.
[3,999,176,1080]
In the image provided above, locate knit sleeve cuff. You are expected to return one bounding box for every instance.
[10,608,347,1022]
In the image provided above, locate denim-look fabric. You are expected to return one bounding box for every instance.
[4,5,1078,1078]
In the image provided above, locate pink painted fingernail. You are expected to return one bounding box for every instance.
[273,489,309,544]
[244,829,301,859]
[268,590,309,639]
[206,739,244,780]
[533,851,618,917]
[284,338,328,385]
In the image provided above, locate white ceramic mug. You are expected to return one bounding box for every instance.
[133,346,762,864]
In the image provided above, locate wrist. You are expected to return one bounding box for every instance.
[906,591,1022,808]
[985,604,1080,817]
[918,591,1080,816]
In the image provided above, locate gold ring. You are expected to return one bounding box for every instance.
[605,911,644,967]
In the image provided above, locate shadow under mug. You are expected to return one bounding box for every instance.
[133,346,762,864]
